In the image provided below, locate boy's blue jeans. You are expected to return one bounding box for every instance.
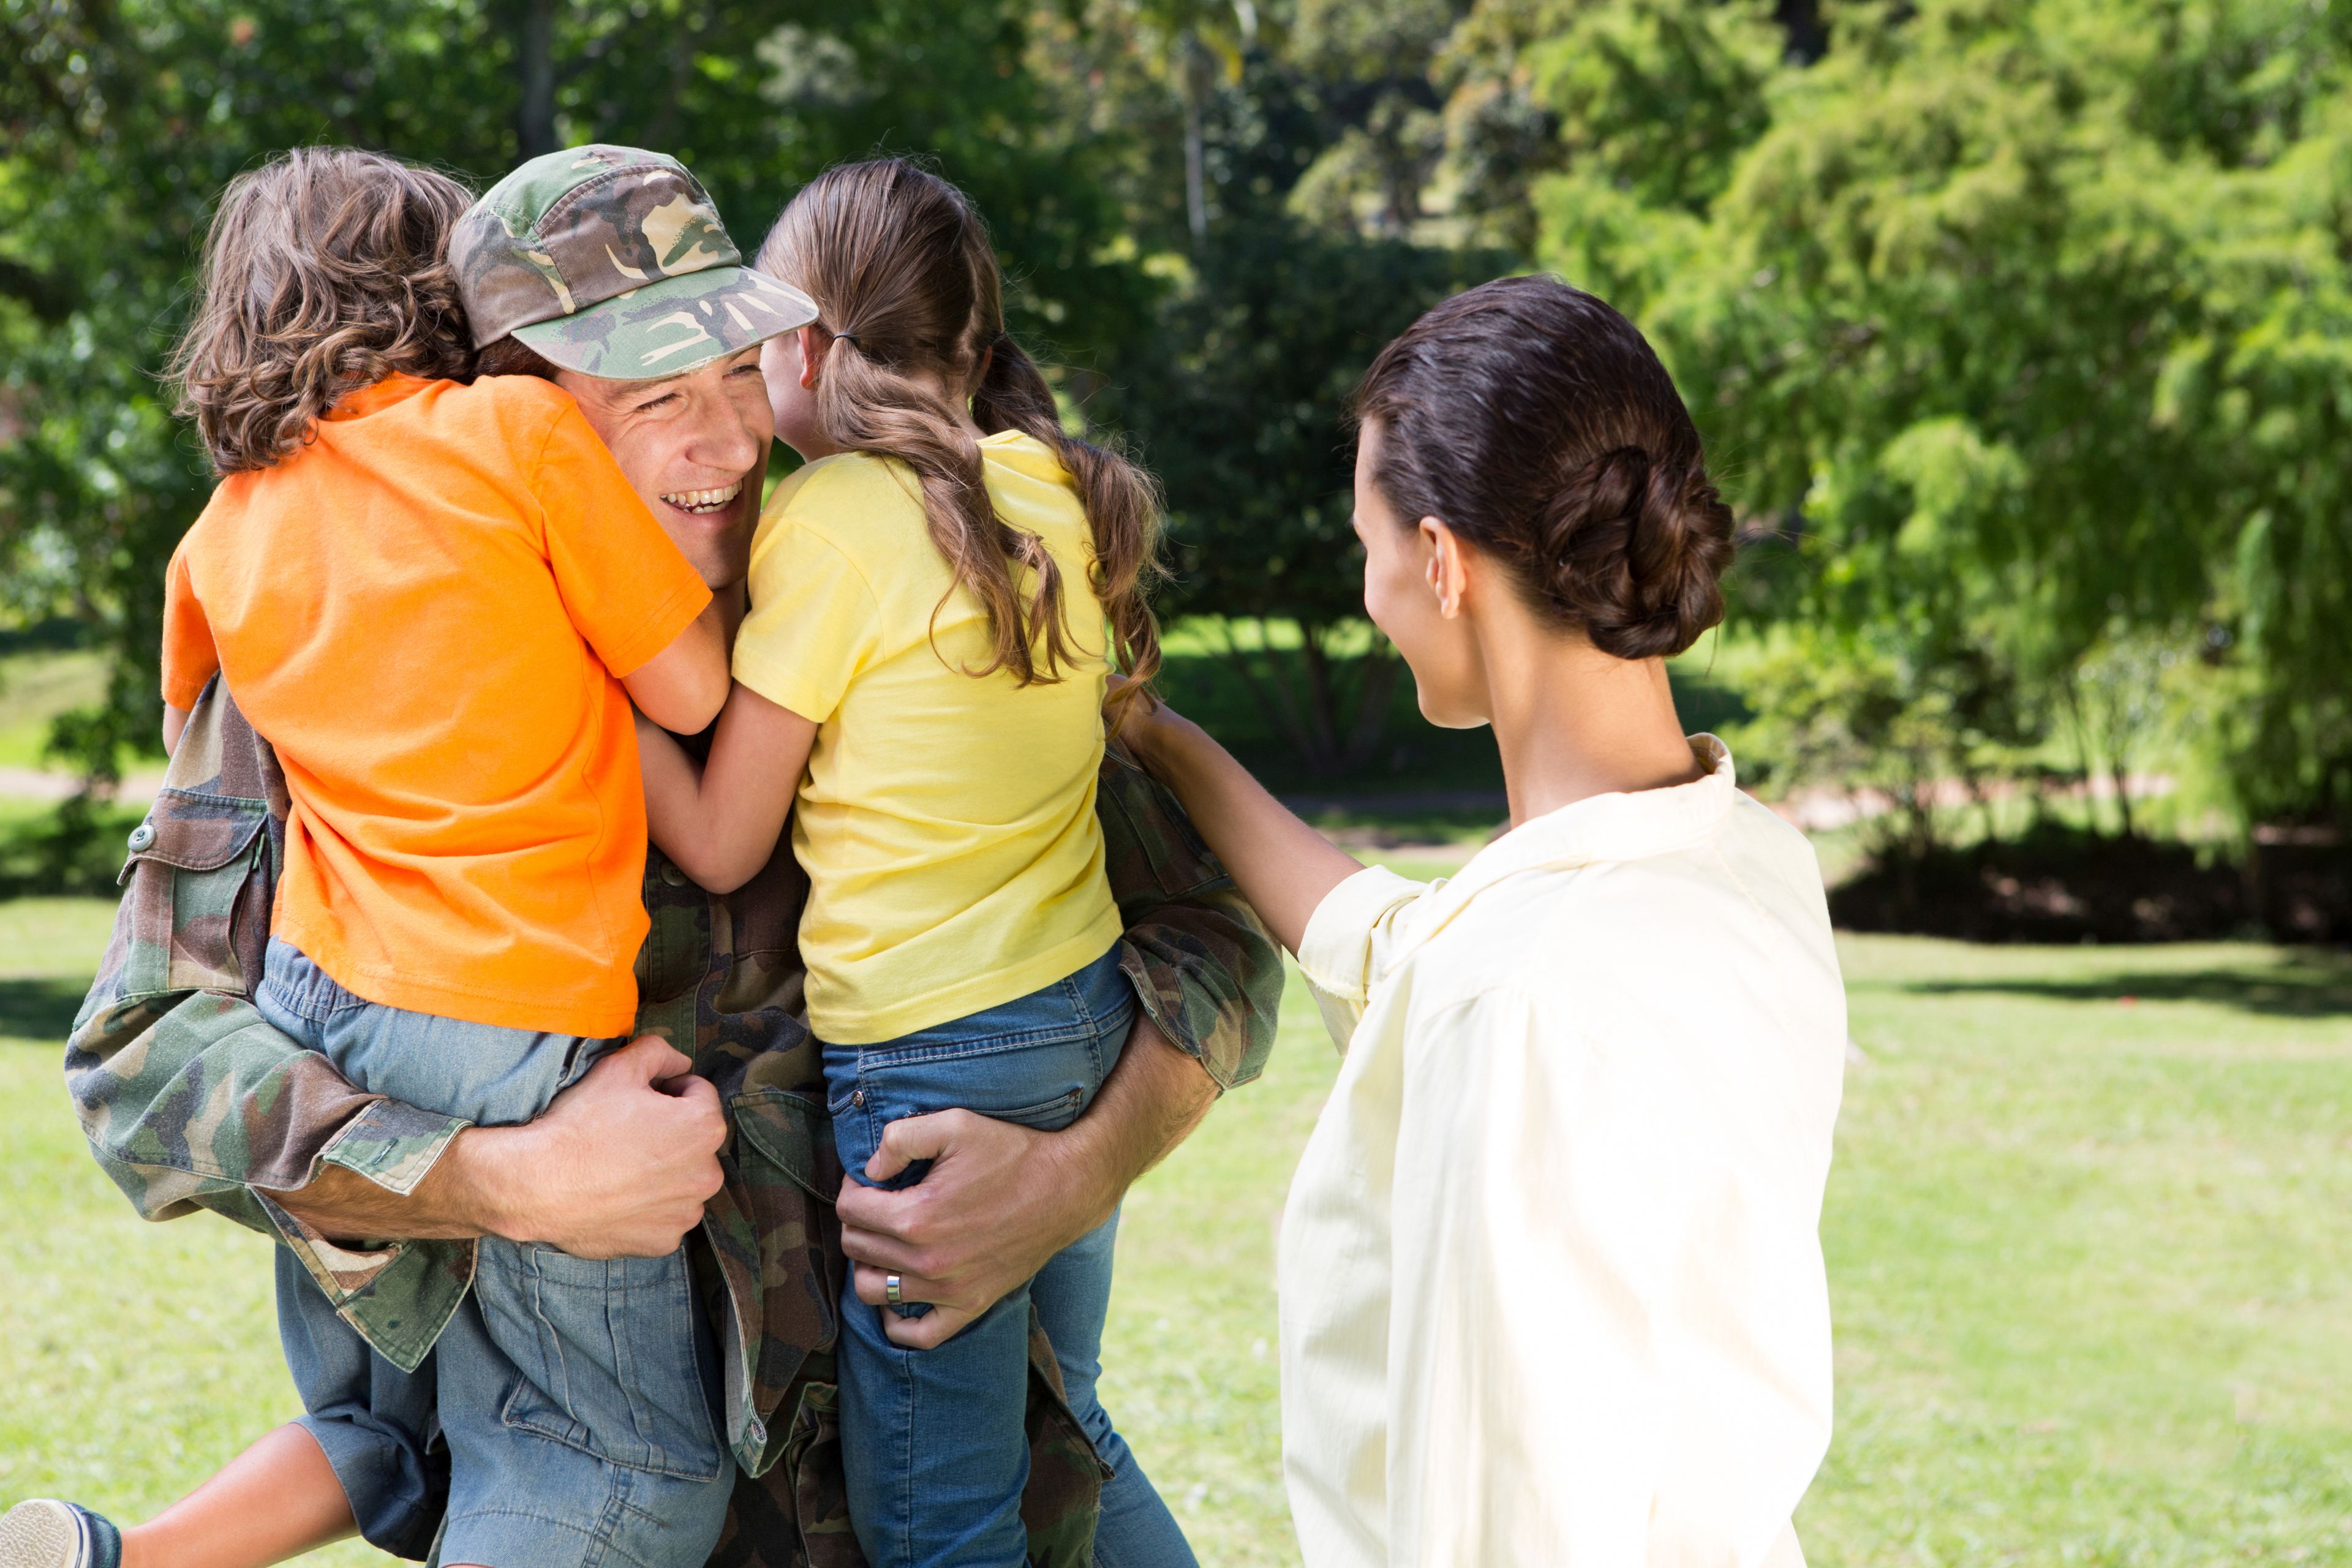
[256,939,733,1568]
[823,943,1198,1568]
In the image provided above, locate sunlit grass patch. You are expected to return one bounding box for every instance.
[0,652,109,773]
[6,905,2352,1565]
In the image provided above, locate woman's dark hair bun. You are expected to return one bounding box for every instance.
[1540,442,1736,660]
[1354,276,1735,660]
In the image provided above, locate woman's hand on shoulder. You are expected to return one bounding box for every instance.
[1104,674,1194,774]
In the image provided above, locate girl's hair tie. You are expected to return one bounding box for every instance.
[832,330,860,347]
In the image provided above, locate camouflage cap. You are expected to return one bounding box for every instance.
[451,144,816,380]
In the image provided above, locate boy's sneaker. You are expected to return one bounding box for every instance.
[0,1502,120,1568]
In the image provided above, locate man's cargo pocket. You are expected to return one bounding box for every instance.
[477,1238,726,1482]
[102,788,273,1003]
[729,1088,842,1383]
[782,1378,865,1568]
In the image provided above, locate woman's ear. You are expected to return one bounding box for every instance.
[1420,518,1471,620]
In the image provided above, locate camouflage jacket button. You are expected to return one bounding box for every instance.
[659,861,690,888]
[127,821,156,852]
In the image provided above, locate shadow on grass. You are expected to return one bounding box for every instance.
[1905,952,2352,1018]
[0,974,88,1042]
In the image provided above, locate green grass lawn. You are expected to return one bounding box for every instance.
[6,894,2352,1565]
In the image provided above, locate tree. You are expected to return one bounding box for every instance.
[2059,628,2195,841]
[1727,621,2044,861]
[1067,40,1494,774]
[0,0,1148,794]
[1283,0,1461,236]
[1518,0,2352,832]
[1099,217,1476,772]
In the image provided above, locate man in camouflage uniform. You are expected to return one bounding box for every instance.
[59,146,1282,1568]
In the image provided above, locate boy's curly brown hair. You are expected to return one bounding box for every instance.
[170,147,477,475]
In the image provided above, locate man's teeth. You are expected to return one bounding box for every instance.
[661,481,744,513]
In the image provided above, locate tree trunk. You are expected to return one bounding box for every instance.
[1179,32,1210,251]
[1340,641,1401,769]
[1775,0,1826,63]
[1294,625,1344,765]
[642,18,698,153]
[1206,617,1398,778]
[516,0,558,158]
[1207,619,1314,765]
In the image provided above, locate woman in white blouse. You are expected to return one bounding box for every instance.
[1123,277,1847,1567]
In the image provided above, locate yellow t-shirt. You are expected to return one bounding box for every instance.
[733,431,1125,1044]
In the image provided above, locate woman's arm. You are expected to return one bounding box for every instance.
[636,680,816,895]
[1121,700,1366,956]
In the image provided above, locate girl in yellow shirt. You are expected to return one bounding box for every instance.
[634,160,1191,1568]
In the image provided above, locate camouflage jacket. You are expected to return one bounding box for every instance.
[66,684,1282,1566]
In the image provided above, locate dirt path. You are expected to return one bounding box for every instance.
[0,767,164,804]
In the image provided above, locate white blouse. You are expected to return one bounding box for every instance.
[1282,737,1846,1568]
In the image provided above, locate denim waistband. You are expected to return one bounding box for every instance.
[260,937,371,1023]
[843,941,1133,1065]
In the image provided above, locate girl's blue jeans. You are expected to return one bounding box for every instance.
[822,943,1198,1568]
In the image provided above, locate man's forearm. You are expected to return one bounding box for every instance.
[1063,1011,1220,1222]
[268,1128,511,1243]
[835,1009,1225,1348]
[269,1037,727,1257]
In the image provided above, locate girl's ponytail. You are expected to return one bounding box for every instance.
[758,159,1163,726]
[972,332,1166,729]
[810,332,1077,692]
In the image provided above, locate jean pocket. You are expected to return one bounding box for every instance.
[864,1044,1103,1140]
[477,1240,725,1483]
[993,1086,1089,1129]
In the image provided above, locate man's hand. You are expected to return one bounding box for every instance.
[271,1035,728,1254]
[471,1035,727,1257]
[835,1012,1218,1350]
[837,1109,1095,1349]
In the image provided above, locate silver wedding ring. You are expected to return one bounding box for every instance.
[884,1273,904,1306]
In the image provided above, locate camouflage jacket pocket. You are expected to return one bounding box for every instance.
[1098,743,1224,912]
[733,1085,836,1203]
[780,1376,865,1568]
[102,788,274,1004]
[712,1087,843,1479]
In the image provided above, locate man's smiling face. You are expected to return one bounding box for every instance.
[555,345,774,591]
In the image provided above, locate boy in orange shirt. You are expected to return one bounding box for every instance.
[19,146,811,1568]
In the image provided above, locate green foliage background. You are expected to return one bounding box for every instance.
[5,0,2351,832]
[1489,0,2352,833]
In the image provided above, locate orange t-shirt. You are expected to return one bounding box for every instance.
[160,373,711,1037]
